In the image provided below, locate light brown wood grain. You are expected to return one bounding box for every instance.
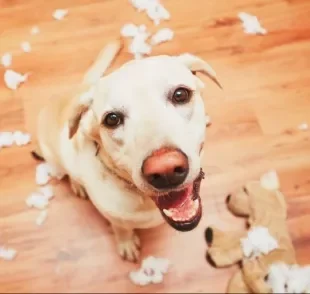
[1,0,310,292]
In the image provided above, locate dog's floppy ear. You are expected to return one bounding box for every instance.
[177,53,222,89]
[68,86,95,139]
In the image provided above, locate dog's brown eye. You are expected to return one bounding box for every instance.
[171,87,191,104]
[103,112,123,128]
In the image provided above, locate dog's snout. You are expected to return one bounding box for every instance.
[142,148,189,190]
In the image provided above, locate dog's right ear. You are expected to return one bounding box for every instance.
[68,86,95,139]
[177,53,223,89]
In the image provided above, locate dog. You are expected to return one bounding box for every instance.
[32,39,222,262]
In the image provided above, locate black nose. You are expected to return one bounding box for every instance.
[146,167,189,190]
[142,148,189,190]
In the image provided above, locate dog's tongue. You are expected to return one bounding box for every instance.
[157,185,193,209]
[155,185,199,222]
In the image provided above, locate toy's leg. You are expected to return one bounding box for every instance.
[227,270,251,293]
[242,258,272,293]
[205,227,246,267]
[226,187,251,217]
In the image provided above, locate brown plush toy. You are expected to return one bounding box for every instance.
[204,172,296,293]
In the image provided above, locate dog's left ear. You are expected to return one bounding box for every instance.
[68,86,95,139]
[177,53,222,89]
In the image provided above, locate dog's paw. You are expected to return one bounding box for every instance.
[117,233,141,263]
[70,179,88,199]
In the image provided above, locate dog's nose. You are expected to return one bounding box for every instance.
[142,148,189,190]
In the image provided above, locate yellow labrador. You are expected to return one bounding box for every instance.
[32,39,221,262]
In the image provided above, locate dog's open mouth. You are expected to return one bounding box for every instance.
[152,169,205,232]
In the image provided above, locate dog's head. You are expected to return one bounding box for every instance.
[68,53,221,232]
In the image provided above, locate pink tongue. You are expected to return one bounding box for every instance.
[156,185,193,210]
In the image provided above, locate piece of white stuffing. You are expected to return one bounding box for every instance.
[121,23,139,38]
[4,69,28,90]
[151,28,174,45]
[129,256,171,286]
[240,226,278,258]
[53,9,68,20]
[285,264,310,294]
[120,24,152,59]
[39,185,54,200]
[266,263,310,294]
[13,131,31,146]
[266,263,291,293]
[129,0,170,25]
[30,26,40,35]
[238,12,267,35]
[129,26,152,59]
[1,53,12,68]
[0,131,31,148]
[260,170,280,191]
[36,210,48,226]
[26,192,49,209]
[21,41,32,53]
[35,163,54,185]
[0,132,14,148]
[298,123,309,131]
[0,246,17,260]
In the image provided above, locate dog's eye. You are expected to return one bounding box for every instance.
[102,112,124,128]
[171,87,191,104]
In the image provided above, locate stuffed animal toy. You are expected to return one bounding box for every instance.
[204,171,297,293]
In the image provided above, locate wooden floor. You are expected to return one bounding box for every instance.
[1,0,310,292]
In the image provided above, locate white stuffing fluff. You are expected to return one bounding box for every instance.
[121,24,152,59]
[53,9,68,20]
[30,26,40,35]
[240,226,278,258]
[21,41,32,53]
[150,28,174,45]
[39,185,54,200]
[35,163,54,185]
[128,25,152,59]
[0,132,14,148]
[0,246,17,261]
[0,131,31,148]
[121,23,140,38]
[129,256,171,286]
[12,131,31,146]
[267,263,291,293]
[298,123,309,131]
[285,265,310,293]
[266,263,310,293]
[260,170,280,191]
[238,12,267,35]
[26,192,49,210]
[1,53,12,68]
[129,0,170,25]
[4,69,28,90]
[36,210,48,226]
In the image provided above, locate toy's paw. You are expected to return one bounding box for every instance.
[117,233,141,263]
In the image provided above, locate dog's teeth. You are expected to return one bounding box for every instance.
[193,199,199,211]
[163,209,173,217]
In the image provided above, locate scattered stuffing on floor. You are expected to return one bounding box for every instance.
[238,12,267,35]
[129,256,171,286]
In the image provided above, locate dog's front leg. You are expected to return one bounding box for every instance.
[111,224,141,263]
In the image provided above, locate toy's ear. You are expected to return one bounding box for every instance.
[68,86,95,139]
[177,53,223,89]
